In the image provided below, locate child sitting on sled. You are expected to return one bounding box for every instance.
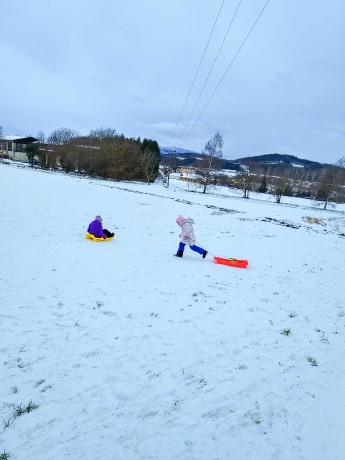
[175,215,207,258]
[87,215,114,239]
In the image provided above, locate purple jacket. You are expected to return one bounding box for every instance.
[87,219,106,238]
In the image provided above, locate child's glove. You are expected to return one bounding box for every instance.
[179,234,182,238]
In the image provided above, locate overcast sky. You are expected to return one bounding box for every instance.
[1,0,344,163]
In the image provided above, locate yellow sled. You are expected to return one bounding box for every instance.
[85,232,114,242]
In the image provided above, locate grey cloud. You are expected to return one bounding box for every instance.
[1,0,344,163]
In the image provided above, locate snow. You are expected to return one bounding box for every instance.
[1,162,345,460]
[160,147,199,155]
[3,135,28,141]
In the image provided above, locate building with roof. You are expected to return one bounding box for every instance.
[0,135,38,162]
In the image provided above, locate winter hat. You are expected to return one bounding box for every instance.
[95,215,102,221]
[176,215,186,227]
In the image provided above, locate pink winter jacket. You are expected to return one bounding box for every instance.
[176,215,196,245]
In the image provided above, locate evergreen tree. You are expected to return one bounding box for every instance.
[141,139,160,181]
[283,183,293,196]
[25,143,39,167]
[258,175,268,193]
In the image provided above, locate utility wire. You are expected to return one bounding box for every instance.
[184,0,271,141]
[177,0,243,142]
[169,0,225,144]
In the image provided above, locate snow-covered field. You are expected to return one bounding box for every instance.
[1,162,345,460]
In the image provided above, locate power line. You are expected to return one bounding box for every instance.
[169,0,225,144]
[177,0,243,142]
[184,0,271,141]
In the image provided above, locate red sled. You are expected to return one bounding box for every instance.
[213,256,249,269]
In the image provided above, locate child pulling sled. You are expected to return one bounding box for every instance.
[175,215,207,259]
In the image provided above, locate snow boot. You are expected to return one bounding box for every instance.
[175,250,184,257]
[202,250,208,259]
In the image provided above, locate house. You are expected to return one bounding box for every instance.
[0,135,38,162]
[177,167,201,183]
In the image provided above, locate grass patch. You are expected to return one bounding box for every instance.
[3,400,39,430]
[0,451,12,460]
[3,418,12,429]
[14,400,38,417]
[281,328,292,336]
[307,356,318,367]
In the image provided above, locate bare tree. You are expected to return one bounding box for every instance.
[89,127,117,140]
[273,176,290,203]
[47,128,79,172]
[33,131,50,168]
[316,159,345,209]
[338,157,345,169]
[141,148,158,184]
[36,131,46,144]
[161,154,179,187]
[48,127,79,145]
[235,162,257,198]
[195,131,223,193]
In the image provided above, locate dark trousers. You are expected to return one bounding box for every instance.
[103,229,114,238]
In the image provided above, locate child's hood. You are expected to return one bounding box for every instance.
[176,215,195,226]
[176,215,186,226]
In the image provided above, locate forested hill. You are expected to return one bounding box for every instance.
[160,149,327,171]
[235,153,327,169]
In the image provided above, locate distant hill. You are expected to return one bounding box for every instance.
[160,150,329,172]
[160,147,199,155]
[235,153,326,169]
[160,147,241,171]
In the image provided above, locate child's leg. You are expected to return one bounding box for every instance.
[175,242,186,257]
[190,245,208,258]
[189,244,204,255]
[103,229,114,238]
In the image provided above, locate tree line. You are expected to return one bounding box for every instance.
[2,123,344,208]
[25,127,160,183]
[222,159,345,209]
[161,130,345,210]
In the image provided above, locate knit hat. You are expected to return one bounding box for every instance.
[176,215,186,227]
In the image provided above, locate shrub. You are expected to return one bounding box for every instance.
[14,400,38,417]
[307,356,318,367]
[281,328,292,336]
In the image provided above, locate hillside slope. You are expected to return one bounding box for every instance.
[1,163,345,460]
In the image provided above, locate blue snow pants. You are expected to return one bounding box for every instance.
[177,241,204,255]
